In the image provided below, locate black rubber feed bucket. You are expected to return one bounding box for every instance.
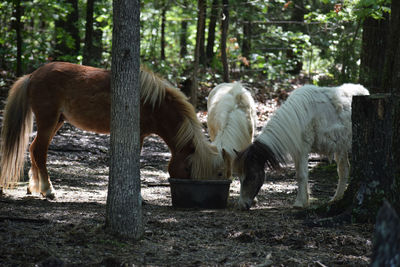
[168,178,231,209]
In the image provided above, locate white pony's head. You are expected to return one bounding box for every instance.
[234,141,281,210]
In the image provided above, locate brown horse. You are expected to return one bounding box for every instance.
[0,62,231,199]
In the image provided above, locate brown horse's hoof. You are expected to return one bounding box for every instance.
[46,193,55,200]
[27,187,32,195]
[41,190,56,200]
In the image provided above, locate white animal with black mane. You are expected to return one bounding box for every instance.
[235,83,369,210]
[207,82,257,178]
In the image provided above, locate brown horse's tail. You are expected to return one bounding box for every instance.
[0,75,33,188]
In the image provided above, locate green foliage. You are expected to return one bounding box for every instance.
[301,1,365,85]
[0,0,113,74]
[355,0,391,19]
[0,0,392,87]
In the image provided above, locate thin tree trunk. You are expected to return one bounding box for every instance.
[359,15,389,93]
[179,0,188,58]
[220,0,229,82]
[13,0,22,76]
[242,20,251,68]
[160,2,167,61]
[199,0,206,65]
[106,0,143,239]
[83,0,94,66]
[92,28,103,65]
[206,0,219,65]
[180,19,188,58]
[190,0,206,108]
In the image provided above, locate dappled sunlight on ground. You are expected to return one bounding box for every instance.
[0,128,373,266]
[0,91,373,266]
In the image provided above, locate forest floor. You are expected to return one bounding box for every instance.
[0,78,373,266]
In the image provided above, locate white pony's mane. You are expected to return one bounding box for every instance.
[256,83,369,163]
[207,82,257,158]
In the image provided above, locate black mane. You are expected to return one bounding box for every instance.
[235,141,282,173]
[252,141,283,170]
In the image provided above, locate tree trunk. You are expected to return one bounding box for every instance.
[83,0,94,66]
[54,0,80,62]
[350,94,400,222]
[291,0,305,23]
[359,15,389,93]
[13,0,22,76]
[382,0,400,94]
[241,20,251,68]
[179,22,188,58]
[91,27,104,66]
[351,0,400,220]
[220,0,229,82]
[198,0,206,65]
[160,2,167,61]
[83,0,104,67]
[369,3,400,263]
[206,0,219,65]
[179,0,189,58]
[106,0,143,239]
[317,94,400,223]
[191,0,206,108]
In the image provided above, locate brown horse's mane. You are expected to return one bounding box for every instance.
[140,67,220,179]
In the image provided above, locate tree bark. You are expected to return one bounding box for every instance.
[220,0,229,82]
[317,94,400,223]
[83,0,103,66]
[83,0,94,66]
[291,0,305,23]
[241,20,251,68]
[359,15,389,93]
[382,0,400,94]
[198,0,206,65]
[190,0,206,108]
[106,0,143,239]
[206,0,219,65]
[179,0,189,58]
[160,2,167,61]
[91,27,103,66]
[179,23,188,58]
[13,0,22,76]
[350,94,400,222]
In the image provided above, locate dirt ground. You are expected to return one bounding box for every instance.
[0,84,373,266]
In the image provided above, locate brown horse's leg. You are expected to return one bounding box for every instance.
[27,158,39,195]
[29,116,64,199]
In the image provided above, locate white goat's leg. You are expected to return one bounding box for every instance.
[293,154,310,208]
[331,152,349,202]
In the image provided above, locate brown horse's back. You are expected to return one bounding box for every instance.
[29,62,111,133]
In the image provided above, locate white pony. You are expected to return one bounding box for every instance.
[235,83,369,210]
[207,82,257,178]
